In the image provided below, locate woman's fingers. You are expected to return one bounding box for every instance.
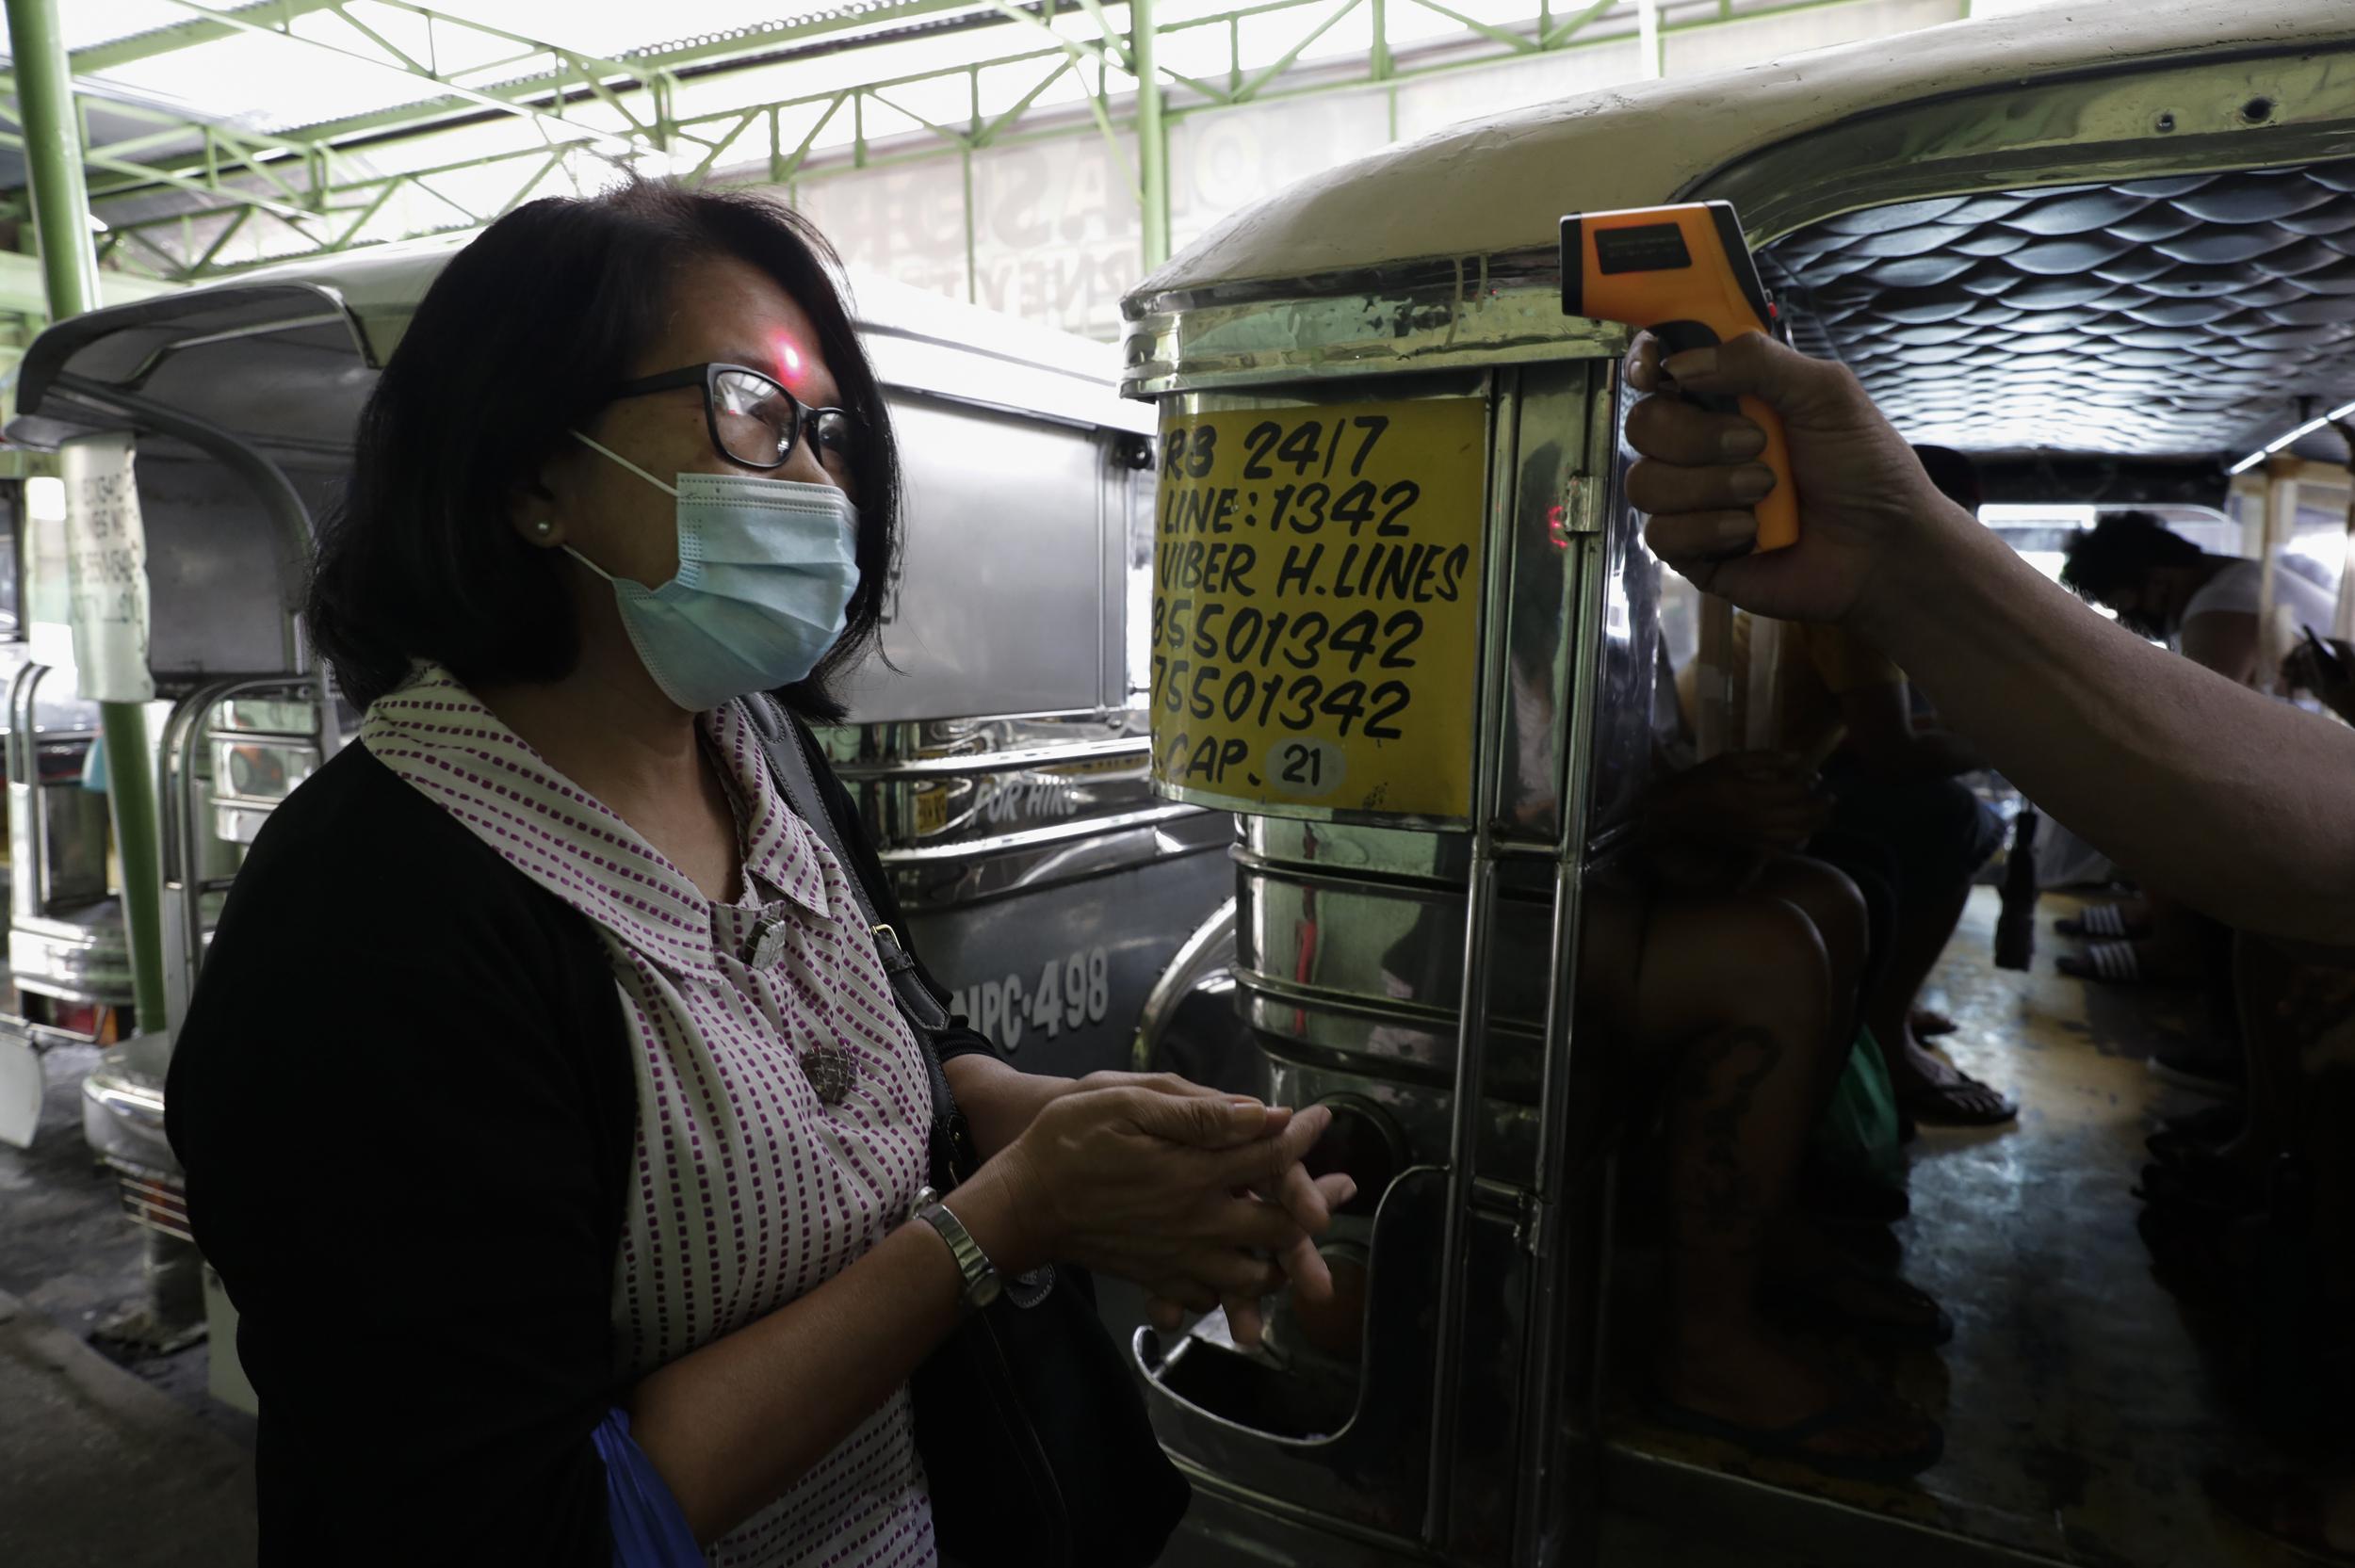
[1207,1193,1307,1253]
[1225,1294,1266,1350]
[1210,1101,1332,1189]
[1145,1296,1189,1334]
[1276,1231,1335,1305]
[1261,1157,1340,1236]
[1182,1248,1287,1298]
[1153,1278,1219,1312]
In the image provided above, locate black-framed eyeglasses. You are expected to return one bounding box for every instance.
[608,362,857,473]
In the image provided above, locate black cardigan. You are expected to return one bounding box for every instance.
[165,728,994,1565]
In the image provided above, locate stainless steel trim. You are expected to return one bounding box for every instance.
[1512,459,1612,1561]
[831,736,1149,781]
[1423,366,1517,1549]
[1130,897,1239,1072]
[1122,257,1624,400]
[876,801,1205,865]
[123,312,350,386]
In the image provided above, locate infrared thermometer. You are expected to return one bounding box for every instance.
[1560,201,1799,552]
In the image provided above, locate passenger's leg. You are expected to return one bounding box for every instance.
[1820,776,2015,1124]
[1749,853,1869,1060]
[1632,892,1937,1465]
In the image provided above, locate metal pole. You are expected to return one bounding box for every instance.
[8,0,172,1031]
[1132,0,1170,269]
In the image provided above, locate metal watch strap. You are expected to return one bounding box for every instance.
[913,1188,1001,1312]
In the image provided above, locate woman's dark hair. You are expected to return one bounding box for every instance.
[2057,509,2202,606]
[308,178,900,717]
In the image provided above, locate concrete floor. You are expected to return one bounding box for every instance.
[0,1045,256,1566]
[1615,888,2313,1568]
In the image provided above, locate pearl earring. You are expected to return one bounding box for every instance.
[533,520,553,537]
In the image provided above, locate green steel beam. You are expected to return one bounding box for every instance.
[71,0,345,73]
[146,0,640,152]
[1133,0,1168,268]
[1069,0,1136,72]
[1406,0,1540,55]
[5,0,173,1034]
[59,0,1894,282]
[263,0,981,150]
[1234,0,1364,103]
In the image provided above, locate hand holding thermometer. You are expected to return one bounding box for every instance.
[1560,201,1800,552]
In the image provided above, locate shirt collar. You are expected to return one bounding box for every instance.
[359,668,836,978]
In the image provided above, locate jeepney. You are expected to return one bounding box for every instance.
[1121,3,2355,1565]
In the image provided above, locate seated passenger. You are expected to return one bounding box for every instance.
[1567,746,1947,1481]
[2288,632,2355,725]
[2055,512,2339,994]
[1673,579,2016,1129]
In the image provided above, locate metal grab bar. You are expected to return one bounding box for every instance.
[158,674,317,1031]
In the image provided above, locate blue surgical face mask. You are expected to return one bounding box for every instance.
[564,430,861,711]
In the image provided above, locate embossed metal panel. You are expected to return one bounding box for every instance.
[1763,162,2355,457]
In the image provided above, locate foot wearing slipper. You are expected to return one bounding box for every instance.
[2056,938,2200,986]
[1880,1021,2018,1127]
[1909,1007,1959,1040]
[1653,1331,1942,1485]
[2056,900,2150,941]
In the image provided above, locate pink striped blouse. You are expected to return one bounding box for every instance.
[362,667,937,1567]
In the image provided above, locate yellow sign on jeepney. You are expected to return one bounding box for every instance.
[1149,396,1487,820]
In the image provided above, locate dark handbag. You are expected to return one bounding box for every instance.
[745,698,1191,1568]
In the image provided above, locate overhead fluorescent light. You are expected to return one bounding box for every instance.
[2231,398,2355,475]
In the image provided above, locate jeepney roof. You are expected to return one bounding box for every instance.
[10,232,1147,455]
[1137,0,2354,297]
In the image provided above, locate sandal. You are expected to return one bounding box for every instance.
[1651,1391,1944,1485]
[2206,1466,2355,1563]
[1910,1008,1959,1040]
[2057,902,2148,940]
[1896,1073,2018,1128]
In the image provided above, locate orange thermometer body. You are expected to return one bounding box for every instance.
[1560,201,1800,552]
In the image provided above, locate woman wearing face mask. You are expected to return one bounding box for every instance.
[163,181,1346,1565]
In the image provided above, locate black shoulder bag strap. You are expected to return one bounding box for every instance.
[739,696,978,1193]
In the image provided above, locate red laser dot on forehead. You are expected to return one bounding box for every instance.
[775,336,809,392]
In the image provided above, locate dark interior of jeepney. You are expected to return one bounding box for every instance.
[8,33,2355,1568]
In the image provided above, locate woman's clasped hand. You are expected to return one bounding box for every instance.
[966,1072,1355,1349]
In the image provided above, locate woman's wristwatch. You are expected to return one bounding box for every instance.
[911,1185,1002,1312]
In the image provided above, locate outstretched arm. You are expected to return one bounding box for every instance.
[1621,330,2355,946]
